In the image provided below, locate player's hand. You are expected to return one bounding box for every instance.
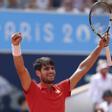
[99,33,110,48]
[11,32,22,46]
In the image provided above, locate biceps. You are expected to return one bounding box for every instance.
[69,69,82,90]
[70,66,90,90]
[19,68,31,91]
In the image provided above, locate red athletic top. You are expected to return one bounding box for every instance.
[24,79,71,112]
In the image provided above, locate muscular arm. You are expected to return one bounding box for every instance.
[11,33,31,91]
[70,45,102,90]
[69,33,109,90]
[13,55,31,91]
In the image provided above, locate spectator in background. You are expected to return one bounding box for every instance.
[97,0,112,9]
[25,0,37,9]
[57,0,79,13]
[25,0,53,11]
[102,90,112,112]
[6,0,21,9]
[73,0,95,14]
[0,75,26,112]
[82,0,94,13]
[97,0,112,4]
[95,90,112,112]
[0,0,6,8]
[89,59,112,112]
[17,95,29,112]
[0,76,13,97]
[52,0,61,9]
[103,90,112,106]
[0,75,13,112]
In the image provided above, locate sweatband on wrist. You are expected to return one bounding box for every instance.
[12,44,22,56]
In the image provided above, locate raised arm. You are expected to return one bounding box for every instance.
[69,33,109,90]
[11,33,31,91]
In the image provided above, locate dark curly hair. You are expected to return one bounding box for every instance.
[33,57,55,71]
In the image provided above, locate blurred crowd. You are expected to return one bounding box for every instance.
[0,0,112,14]
[89,59,112,112]
[0,0,97,13]
[0,75,29,112]
[0,0,111,14]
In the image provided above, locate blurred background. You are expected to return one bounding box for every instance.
[0,0,112,112]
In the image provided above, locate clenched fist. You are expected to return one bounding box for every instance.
[11,32,22,46]
[99,33,110,48]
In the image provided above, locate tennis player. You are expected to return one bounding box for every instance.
[11,32,109,112]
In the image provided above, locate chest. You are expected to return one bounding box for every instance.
[31,88,66,112]
[37,88,65,101]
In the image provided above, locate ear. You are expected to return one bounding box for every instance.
[35,70,41,78]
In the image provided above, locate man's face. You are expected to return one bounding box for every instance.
[63,0,73,9]
[38,65,56,84]
[100,68,109,75]
[8,0,17,4]
[104,96,112,104]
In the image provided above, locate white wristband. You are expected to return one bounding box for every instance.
[12,44,22,56]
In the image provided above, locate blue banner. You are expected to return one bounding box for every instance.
[0,10,111,54]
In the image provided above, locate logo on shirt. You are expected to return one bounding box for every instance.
[55,89,61,94]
